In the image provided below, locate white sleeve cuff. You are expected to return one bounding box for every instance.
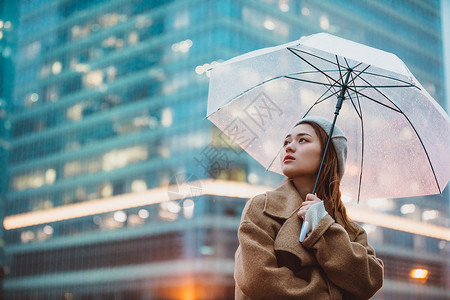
[304,201,328,237]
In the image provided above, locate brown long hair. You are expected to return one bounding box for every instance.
[288,121,357,234]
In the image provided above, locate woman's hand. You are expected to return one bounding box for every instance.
[297,193,321,220]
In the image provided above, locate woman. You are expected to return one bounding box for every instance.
[234,116,384,299]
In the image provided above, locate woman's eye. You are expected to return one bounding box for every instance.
[299,138,307,142]
[283,140,289,146]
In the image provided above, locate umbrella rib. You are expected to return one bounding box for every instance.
[300,74,344,119]
[288,48,344,87]
[353,76,442,194]
[302,89,342,119]
[400,116,442,194]
[289,47,416,90]
[350,84,416,88]
[361,71,421,88]
[288,47,348,70]
[205,71,336,119]
[288,69,345,75]
[348,72,365,203]
[344,57,366,82]
[356,75,408,112]
[344,56,418,88]
[352,76,441,195]
[317,79,341,104]
[285,76,337,87]
[346,87,402,113]
[345,89,362,120]
[285,61,396,92]
[333,63,374,95]
[342,62,415,89]
[324,68,348,97]
[293,67,346,99]
[302,66,359,119]
[318,89,342,104]
[346,64,371,87]
[336,55,345,86]
[344,57,364,73]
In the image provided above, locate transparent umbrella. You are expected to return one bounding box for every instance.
[206,33,450,204]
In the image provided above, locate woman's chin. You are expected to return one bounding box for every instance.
[281,168,299,179]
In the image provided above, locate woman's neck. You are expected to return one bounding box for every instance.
[291,176,316,201]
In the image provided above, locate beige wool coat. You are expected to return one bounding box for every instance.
[234,179,384,299]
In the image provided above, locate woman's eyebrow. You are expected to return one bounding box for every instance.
[284,133,313,139]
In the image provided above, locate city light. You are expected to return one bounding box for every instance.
[171,39,193,53]
[410,268,429,280]
[43,225,54,235]
[30,93,39,102]
[301,7,310,16]
[346,205,450,241]
[74,63,90,73]
[3,180,450,242]
[161,108,173,127]
[400,203,416,214]
[102,146,148,171]
[367,197,393,210]
[138,209,149,219]
[422,210,439,220]
[45,169,56,184]
[84,70,103,87]
[113,211,127,223]
[101,183,113,198]
[195,61,220,78]
[131,180,147,193]
[52,61,62,74]
[264,19,275,30]
[183,199,195,219]
[320,15,330,30]
[279,1,289,12]
[2,180,266,230]
[166,201,181,214]
[247,173,259,184]
[128,31,139,44]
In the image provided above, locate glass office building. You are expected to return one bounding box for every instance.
[0,0,448,299]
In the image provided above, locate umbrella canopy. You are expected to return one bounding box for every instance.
[206,33,450,201]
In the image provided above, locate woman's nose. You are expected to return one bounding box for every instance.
[285,143,295,152]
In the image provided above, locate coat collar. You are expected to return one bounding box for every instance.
[264,179,304,219]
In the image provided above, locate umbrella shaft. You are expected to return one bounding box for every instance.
[312,113,338,195]
[335,70,352,113]
[312,70,351,194]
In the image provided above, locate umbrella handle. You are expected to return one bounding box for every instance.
[299,220,309,242]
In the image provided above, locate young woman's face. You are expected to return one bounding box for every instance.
[280,123,323,179]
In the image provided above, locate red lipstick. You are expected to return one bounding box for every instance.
[284,155,295,162]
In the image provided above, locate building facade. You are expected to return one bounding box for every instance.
[1,0,448,299]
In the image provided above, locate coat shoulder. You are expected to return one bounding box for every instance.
[351,221,371,245]
[240,193,267,223]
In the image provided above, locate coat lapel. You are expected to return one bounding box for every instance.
[263,179,303,219]
[264,179,316,264]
